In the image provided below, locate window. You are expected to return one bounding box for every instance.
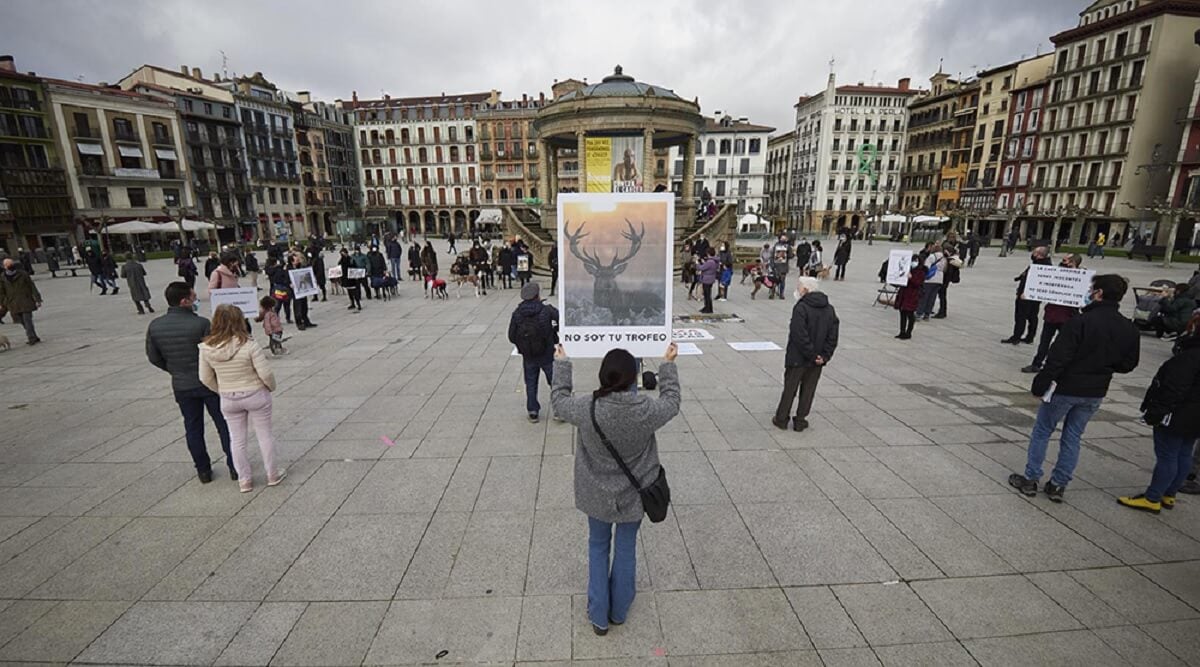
[739,158,750,174]
[715,181,726,196]
[748,138,761,153]
[719,139,731,155]
[695,159,705,175]
[126,187,147,207]
[87,186,109,208]
[1130,60,1144,87]
[222,106,231,119]
[203,102,213,116]
[268,188,277,204]
[706,139,716,154]
[119,152,142,169]
[717,159,727,175]
[163,188,180,207]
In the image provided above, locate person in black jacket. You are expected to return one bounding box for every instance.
[146,282,235,483]
[1118,335,1200,513]
[508,282,559,422]
[1009,274,1140,502]
[385,235,404,282]
[366,245,388,300]
[407,241,422,281]
[548,245,559,297]
[773,277,839,432]
[1002,246,1051,344]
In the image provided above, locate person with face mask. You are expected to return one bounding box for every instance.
[893,256,925,340]
[0,257,42,344]
[773,277,839,432]
[1022,254,1083,373]
[1009,274,1140,503]
[1003,246,1052,344]
[717,241,734,301]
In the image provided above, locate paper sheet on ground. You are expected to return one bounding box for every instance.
[673,328,714,341]
[729,341,781,351]
[674,342,703,355]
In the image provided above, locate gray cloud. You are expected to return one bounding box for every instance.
[2,0,1084,134]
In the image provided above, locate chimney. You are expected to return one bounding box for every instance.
[192,67,202,79]
[352,90,358,103]
[898,77,911,91]
[522,93,527,103]
[383,93,390,101]
[539,92,545,103]
[0,55,13,72]
[297,91,311,103]
[180,65,189,75]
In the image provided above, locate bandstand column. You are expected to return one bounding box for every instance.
[537,138,550,207]
[642,128,654,192]
[576,131,587,192]
[549,149,559,203]
[682,135,696,204]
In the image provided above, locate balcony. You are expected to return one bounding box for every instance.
[112,129,139,143]
[72,126,101,140]
[152,133,173,146]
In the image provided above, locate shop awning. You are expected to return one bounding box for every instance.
[117,145,144,158]
[154,148,177,160]
[76,142,104,156]
[476,208,503,225]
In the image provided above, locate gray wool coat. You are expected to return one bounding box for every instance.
[551,359,680,523]
[120,260,151,302]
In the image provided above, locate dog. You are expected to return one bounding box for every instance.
[452,272,485,298]
[431,278,448,299]
[749,267,777,300]
[0,334,8,351]
[813,265,832,280]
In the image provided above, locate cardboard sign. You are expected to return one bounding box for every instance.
[327,266,343,280]
[347,268,366,279]
[210,287,258,317]
[516,255,530,273]
[289,267,320,299]
[886,250,914,286]
[558,192,675,358]
[1023,264,1095,307]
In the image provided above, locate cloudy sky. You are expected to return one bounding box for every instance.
[2,0,1082,132]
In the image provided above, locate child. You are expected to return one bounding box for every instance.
[893,258,925,340]
[256,295,287,355]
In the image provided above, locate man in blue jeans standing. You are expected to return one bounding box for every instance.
[146,282,235,484]
[1009,274,1139,502]
[508,282,558,423]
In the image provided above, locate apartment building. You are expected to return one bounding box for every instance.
[900,72,963,213]
[941,83,980,212]
[292,97,357,237]
[995,79,1051,229]
[670,113,774,217]
[477,93,546,211]
[344,90,496,236]
[0,55,72,253]
[789,74,917,234]
[45,77,192,241]
[1030,0,1200,245]
[764,130,794,223]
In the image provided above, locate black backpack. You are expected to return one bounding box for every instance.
[515,312,549,356]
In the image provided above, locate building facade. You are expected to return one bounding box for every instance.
[789,74,917,233]
[900,72,961,213]
[1030,0,1200,245]
[1168,63,1200,248]
[995,80,1051,217]
[477,93,546,211]
[0,56,73,253]
[940,82,980,212]
[344,90,495,236]
[294,96,357,238]
[45,77,192,244]
[669,114,773,218]
[764,130,794,223]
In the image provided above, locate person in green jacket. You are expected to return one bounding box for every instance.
[1153,283,1197,339]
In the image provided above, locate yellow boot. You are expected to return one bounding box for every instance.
[1162,496,1176,510]
[1117,495,1161,514]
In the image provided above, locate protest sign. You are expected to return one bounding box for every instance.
[210,287,258,317]
[1024,264,1095,307]
[289,267,320,299]
[886,250,914,286]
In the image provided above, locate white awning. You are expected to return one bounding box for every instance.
[117,145,144,158]
[154,148,177,160]
[476,208,503,224]
[76,142,104,156]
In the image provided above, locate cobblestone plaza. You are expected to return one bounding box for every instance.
[0,242,1199,665]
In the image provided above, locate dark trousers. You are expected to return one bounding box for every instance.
[389,258,403,281]
[274,295,292,322]
[936,282,949,317]
[1013,298,1040,341]
[701,283,714,313]
[917,283,940,317]
[775,365,823,422]
[550,268,558,296]
[1032,322,1061,366]
[775,274,787,298]
[294,296,310,326]
[899,310,915,337]
[13,311,37,342]
[835,263,847,280]
[347,285,362,309]
[522,354,554,415]
[174,386,233,475]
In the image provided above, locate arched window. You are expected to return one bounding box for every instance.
[371,149,381,163]
[511,122,521,139]
[408,189,416,205]
[400,128,410,144]
[360,149,370,165]
[515,187,524,200]
[485,188,494,202]
[404,148,412,162]
[530,186,538,199]
[438,188,447,205]
[423,189,432,205]
[706,139,716,154]
[393,189,401,204]
[499,188,508,202]
[418,147,428,163]
[370,130,379,144]
[388,148,396,163]
[385,129,395,143]
[367,190,377,206]
[376,189,385,204]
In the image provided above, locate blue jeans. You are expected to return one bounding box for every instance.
[917,282,940,317]
[522,354,553,416]
[174,386,234,475]
[1146,428,1197,501]
[1024,393,1103,486]
[389,257,403,279]
[587,516,641,629]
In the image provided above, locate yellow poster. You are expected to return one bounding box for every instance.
[585,137,611,193]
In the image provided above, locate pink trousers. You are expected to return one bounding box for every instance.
[219,388,277,485]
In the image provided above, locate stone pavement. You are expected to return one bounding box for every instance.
[0,240,1199,666]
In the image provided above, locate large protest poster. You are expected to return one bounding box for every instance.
[585,136,643,193]
[1024,264,1095,307]
[289,267,320,299]
[210,287,258,317]
[886,250,914,286]
[558,192,673,357]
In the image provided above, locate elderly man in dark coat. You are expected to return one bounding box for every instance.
[120,253,154,315]
[0,257,42,344]
[773,276,839,432]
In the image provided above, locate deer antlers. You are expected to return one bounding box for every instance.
[563,219,646,275]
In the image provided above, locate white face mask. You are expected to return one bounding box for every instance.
[794,290,804,301]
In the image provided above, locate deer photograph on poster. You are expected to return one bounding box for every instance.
[557,192,675,358]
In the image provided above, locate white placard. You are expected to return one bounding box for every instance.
[516,255,530,273]
[729,341,782,352]
[1023,264,1095,307]
[673,328,714,341]
[558,192,675,358]
[347,268,366,279]
[886,249,914,286]
[327,266,343,280]
[289,267,320,299]
[209,287,258,317]
[675,342,703,356]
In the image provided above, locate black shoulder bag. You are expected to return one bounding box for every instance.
[590,398,671,523]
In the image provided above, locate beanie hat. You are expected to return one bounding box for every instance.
[521,283,540,300]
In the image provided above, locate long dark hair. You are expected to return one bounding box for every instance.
[593,348,638,399]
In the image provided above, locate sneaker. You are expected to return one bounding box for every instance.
[1001,337,1021,345]
[1008,473,1037,497]
[1044,481,1065,503]
[267,471,287,487]
[592,624,608,636]
[528,413,539,424]
[1179,478,1200,495]
[1117,494,1161,513]
[1162,495,1176,510]
[198,470,213,484]
[932,314,946,319]
[1021,364,1042,373]
[230,467,238,481]
[1021,337,1036,344]
[771,416,789,430]
[793,418,809,432]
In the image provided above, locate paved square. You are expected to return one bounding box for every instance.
[1,240,1198,664]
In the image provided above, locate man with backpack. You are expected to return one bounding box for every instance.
[508,282,559,423]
